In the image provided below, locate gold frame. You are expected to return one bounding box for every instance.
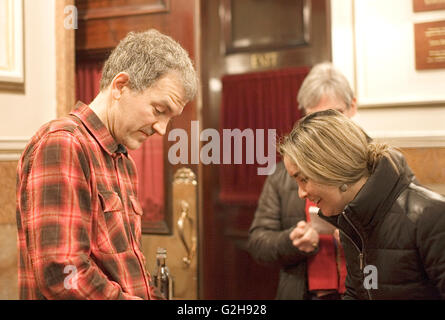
[0,0,24,92]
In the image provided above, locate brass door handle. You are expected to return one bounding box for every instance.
[177,200,196,268]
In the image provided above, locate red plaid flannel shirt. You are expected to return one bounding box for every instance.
[16,102,161,300]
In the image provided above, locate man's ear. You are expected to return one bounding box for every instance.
[110,72,130,100]
[349,97,358,117]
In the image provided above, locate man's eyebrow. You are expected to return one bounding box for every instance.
[157,100,172,113]
[162,99,185,116]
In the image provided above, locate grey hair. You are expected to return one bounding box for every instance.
[100,29,198,101]
[297,62,354,113]
[279,109,394,187]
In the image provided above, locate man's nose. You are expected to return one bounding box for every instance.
[153,120,168,136]
[298,186,308,199]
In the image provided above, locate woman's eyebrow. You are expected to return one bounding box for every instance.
[292,171,301,179]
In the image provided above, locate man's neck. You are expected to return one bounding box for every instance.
[88,90,111,131]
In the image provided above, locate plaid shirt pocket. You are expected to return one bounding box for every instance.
[97,191,131,254]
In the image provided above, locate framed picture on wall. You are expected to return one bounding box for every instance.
[0,0,24,91]
[353,0,445,107]
[414,20,445,70]
[220,0,310,54]
[413,0,445,12]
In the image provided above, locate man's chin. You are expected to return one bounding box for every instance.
[123,139,144,150]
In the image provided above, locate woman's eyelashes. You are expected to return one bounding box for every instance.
[299,176,308,184]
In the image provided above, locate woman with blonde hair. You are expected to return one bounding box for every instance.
[279,109,445,299]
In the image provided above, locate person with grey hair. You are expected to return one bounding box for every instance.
[297,62,356,117]
[279,109,445,299]
[16,29,198,300]
[247,62,417,300]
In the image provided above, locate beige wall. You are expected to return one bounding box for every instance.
[0,0,57,299]
[0,0,56,140]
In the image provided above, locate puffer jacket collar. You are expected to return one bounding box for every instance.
[320,155,411,235]
[346,155,410,231]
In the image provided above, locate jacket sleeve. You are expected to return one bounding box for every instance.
[416,203,445,298]
[247,166,317,267]
[342,274,358,300]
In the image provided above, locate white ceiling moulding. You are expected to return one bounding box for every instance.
[371,131,445,148]
[0,136,29,161]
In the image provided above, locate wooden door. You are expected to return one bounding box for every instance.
[75,0,200,299]
[200,0,331,299]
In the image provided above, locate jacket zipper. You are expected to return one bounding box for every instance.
[341,211,373,300]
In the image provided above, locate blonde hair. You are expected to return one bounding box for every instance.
[297,62,354,113]
[100,29,198,101]
[279,109,393,186]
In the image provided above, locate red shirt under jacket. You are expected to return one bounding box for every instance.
[305,200,347,294]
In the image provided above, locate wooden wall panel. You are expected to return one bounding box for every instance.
[76,0,173,54]
[56,0,76,116]
[401,147,445,194]
[0,161,18,225]
[0,161,19,299]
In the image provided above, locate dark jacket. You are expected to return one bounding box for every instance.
[320,153,445,299]
[248,150,420,300]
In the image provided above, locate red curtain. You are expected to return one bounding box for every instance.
[219,67,310,205]
[76,60,165,225]
[76,60,103,104]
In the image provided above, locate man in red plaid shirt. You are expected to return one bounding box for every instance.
[16,29,198,299]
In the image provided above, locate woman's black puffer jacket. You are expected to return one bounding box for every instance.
[320,153,445,299]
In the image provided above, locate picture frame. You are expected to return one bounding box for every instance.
[0,0,24,91]
[353,0,445,107]
[220,0,310,55]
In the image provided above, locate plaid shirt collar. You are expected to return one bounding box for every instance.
[70,101,127,156]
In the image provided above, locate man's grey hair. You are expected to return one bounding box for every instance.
[297,62,354,113]
[100,29,198,101]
